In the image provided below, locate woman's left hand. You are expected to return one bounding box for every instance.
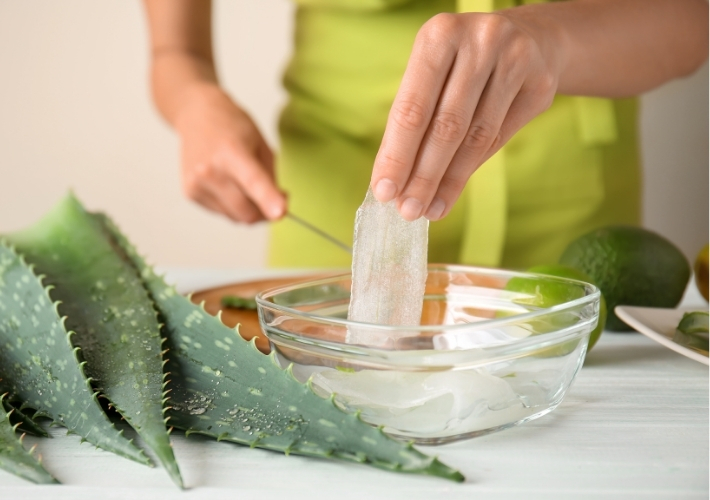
[370,11,563,221]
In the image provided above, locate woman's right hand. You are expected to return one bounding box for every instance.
[174,84,287,224]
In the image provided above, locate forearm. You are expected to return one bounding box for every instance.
[143,0,220,126]
[503,0,709,98]
[150,52,221,126]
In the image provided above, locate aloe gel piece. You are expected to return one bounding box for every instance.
[348,188,428,347]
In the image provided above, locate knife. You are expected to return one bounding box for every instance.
[286,212,353,255]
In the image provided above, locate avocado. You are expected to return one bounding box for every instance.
[559,226,690,331]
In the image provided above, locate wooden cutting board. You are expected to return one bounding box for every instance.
[189,274,324,354]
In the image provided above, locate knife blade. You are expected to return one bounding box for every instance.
[286,212,353,255]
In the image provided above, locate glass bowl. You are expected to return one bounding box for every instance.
[256,264,600,445]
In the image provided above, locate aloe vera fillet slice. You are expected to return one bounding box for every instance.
[98,214,464,482]
[0,242,146,465]
[5,195,182,486]
[0,394,57,484]
[674,311,709,351]
[2,398,48,438]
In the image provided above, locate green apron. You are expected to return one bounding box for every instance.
[269,0,640,269]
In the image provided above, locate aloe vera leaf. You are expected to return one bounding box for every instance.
[6,195,182,486]
[1,398,48,438]
[0,394,57,484]
[0,242,146,465]
[99,214,464,482]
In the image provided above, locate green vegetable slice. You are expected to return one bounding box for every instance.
[0,242,146,465]
[0,394,57,484]
[98,213,465,483]
[674,311,709,352]
[221,295,257,310]
[6,195,182,487]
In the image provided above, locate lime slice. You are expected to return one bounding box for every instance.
[522,265,607,352]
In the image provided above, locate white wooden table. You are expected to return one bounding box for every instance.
[2,269,708,500]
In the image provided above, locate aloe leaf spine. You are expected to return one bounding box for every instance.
[5,195,182,487]
[0,241,148,466]
[1,397,48,438]
[0,394,57,484]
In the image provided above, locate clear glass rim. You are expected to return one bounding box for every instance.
[255,263,600,334]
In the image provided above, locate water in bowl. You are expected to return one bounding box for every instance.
[260,267,596,443]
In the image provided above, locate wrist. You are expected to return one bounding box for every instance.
[172,82,228,129]
[150,50,222,128]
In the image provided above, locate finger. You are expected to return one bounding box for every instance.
[256,142,289,216]
[216,146,286,220]
[192,191,223,216]
[257,138,275,177]
[202,171,265,224]
[189,182,233,219]
[255,139,289,217]
[395,47,493,221]
[424,65,523,221]
[484,77,555,162]
[428,55,557,220]
[465,92,550,182]
[371,14,460,204]
[182,161,212,204]
[187,162,265,223]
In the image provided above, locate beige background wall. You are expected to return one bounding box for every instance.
[0,0,707,269]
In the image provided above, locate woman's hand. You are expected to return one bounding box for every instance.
[143,0,286,224]
[175,84,286,223]
[371,11,563,221]
[372,0,708,222]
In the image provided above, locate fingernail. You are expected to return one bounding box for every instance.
[425,198,446,221]
[373,178,397,203]
[268,203,285,220]
[400,198,423,221]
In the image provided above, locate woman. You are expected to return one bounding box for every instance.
[143,0,708,268]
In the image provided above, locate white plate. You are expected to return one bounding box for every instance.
[615,306,709,365]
